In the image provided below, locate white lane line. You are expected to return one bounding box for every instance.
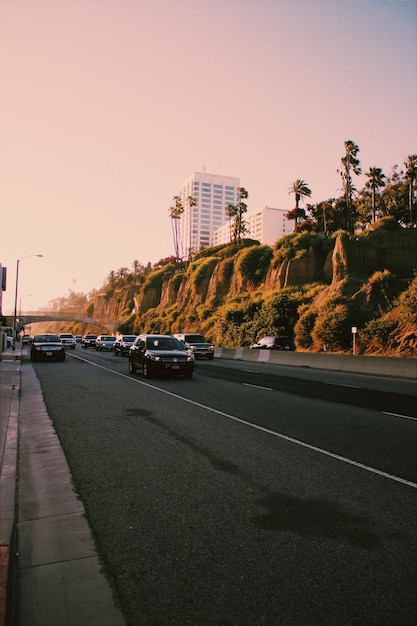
[69,353,417,489]
[383,412,417,422]
[243,383,273,391]
[327,382,360,389]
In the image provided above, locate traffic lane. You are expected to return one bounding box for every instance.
[68,350,417,485]
[31,356,417,625]
[201,356,417,396]
[196,360,417,417]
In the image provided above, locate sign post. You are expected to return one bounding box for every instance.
[351,326,357,355]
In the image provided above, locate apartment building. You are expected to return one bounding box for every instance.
[213,206,292,247]
[177,171,240,258]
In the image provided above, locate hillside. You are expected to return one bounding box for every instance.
[36,221,417,357]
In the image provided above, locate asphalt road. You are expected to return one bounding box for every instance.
[29,348,417,626]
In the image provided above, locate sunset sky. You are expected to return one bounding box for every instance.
[1,0,416,313]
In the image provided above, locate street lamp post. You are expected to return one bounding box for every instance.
[13,254,43,335]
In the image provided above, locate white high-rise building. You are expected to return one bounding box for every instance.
[213,206,292,247]
[177,171,240,258]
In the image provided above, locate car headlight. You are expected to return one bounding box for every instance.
[187,355,194,362]
[149,354,161,361]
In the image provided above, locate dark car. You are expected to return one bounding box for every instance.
[128,334,195,379]
[113,334,137,356]
[250,335,296,351]
[82,334,97,348]
[22,334,32,345]
[30,334,66,362]
[174,333,215,360]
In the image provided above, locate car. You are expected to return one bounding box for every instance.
[113,334,137,356]
[250,335,296,351]
[22,334,32,345]
[82,334,97,348]
[95,335,117,351]
[74,335,83,343]
[128,334,195,378]
[174,333,215,360]
[59,333,77,349]
[30,333,66,362]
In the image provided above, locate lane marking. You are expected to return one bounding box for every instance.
[383,412,417,422]
[69,353,417,489]
[327,382,360,389]
[243,383,273,391]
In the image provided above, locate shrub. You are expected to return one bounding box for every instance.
[171,272,185,293]
[236,245,273,284]
[398,275,417,324]
[189,257,218,291]
[86,301,95,317]
[364,270,398,315]
[294,304,317,349]
[372,216,399,230]
[359,318,398,353]
[312,303,351,351]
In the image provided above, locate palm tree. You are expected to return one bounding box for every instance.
[365,166,386,223]
[404,154,417,228]
[287,180,311,230]
[186,195,197,261]
[169,195,184,259]
[227,187,249,243]
[338,140,361,236]
[288,179,311,209]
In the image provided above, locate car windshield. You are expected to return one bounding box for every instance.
[35,335,61,343]
[123,336,136,342]
[185,335,206,343]
[146,337,183,351]
[103,337,116,341]
[60,334,72,338]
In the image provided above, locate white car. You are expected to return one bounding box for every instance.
[59,333,77,349]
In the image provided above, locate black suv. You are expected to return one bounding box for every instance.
[250,336,296,351]
[128,334,195,378]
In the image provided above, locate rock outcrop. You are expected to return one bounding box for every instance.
[86,228,417,326]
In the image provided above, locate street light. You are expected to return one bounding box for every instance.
[13,254,43,334]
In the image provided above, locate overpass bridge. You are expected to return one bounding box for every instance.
[4,311,119,333]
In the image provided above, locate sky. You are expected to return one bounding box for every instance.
[1,0,416,314]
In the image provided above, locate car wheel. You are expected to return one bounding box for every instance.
[59,353,66,362]
[31,352,36,362]
[184,370,194,379]
[128,358,136,374]
[208,354,214,360]
[143,361,151,378]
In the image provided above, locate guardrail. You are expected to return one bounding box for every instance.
[214,348,417,381]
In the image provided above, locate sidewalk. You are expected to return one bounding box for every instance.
[0,345,125,626]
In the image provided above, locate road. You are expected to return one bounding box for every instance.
[28,348,417,625]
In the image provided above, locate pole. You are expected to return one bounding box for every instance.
[12,254,43,335]
[352,326,357,355]
[13,259,20,335]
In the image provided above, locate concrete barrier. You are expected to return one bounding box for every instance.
[214,347,416,380]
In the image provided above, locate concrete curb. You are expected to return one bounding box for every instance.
[0,352,20,626]
[213,347,417,380]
